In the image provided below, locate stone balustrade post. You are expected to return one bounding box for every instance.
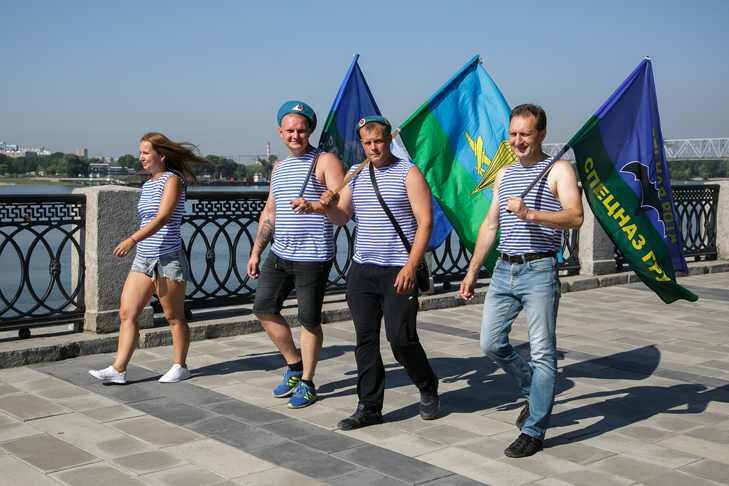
[714,181,729,260]
[73,185,153,333]
[577,193,617,275]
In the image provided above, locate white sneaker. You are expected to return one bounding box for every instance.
[159,364,191,383]
[89,365,126,384]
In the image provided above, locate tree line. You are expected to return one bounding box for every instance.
[1,151,727,182]
[0,152,277,181]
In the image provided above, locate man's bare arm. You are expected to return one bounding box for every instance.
[507,160,583,229]
[459,168,503,300]
[252,193,275,257]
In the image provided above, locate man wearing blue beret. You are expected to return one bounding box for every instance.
[320,116,440,429]
[247,101,345,409]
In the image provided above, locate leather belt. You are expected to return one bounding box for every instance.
[500,251,556,264]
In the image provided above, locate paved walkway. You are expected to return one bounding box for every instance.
[1,272,728,485]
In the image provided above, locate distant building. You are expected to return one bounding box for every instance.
[109,166,127,177]
[0,140,51,158]
[75,147,89,159]
[89,162,110,178]
[89,163,134,178]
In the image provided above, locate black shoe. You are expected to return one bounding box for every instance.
[337,405,383,431]
[419,392,440,420]
[515,402,529,430]
[504,433,543,458]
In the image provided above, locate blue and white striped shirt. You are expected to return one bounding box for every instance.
[271,148,334,262]
[497,158,562,255]
[136,171,185,258]
[350,158,416,266]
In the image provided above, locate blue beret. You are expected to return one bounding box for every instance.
[357,115,391,131]
[277,100,317,131]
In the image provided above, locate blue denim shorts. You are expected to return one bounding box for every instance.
[131,248,191,282]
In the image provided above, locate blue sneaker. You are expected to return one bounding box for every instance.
[272,368,302,398]
[288,381,317,409]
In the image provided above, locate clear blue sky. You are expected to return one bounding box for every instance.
[1,0,727,159]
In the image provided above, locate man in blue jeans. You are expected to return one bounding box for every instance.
[459,104,583,457]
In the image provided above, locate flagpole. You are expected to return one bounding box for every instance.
[513,143,571,202]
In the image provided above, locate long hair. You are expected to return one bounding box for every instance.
[140,132,208,183]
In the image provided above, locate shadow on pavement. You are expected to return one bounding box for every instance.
[189,344,355,378]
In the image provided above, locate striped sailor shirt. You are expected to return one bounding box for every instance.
[497,158,563,255]
[349,158,416,266]
[270,148,334,262]
[136,171,185,258]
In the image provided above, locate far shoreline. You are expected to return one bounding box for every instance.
[0,177,269,187]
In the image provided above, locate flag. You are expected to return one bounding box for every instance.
[569,59,697,303]
[318,54,380,168]
[390,138,453,250]
[398,55,516,267]
[320,55,451,250]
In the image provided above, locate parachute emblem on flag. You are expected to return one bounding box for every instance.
[468,137,517,193]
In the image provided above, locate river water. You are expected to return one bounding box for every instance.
[0,183,271,319]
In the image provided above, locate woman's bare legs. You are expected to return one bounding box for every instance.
[157,277,189,366]
[112,272,156,372]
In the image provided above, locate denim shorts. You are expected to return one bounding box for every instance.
[130,248,191,282]
[253,253,333,328]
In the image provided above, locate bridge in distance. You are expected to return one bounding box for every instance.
[543,137,729,161]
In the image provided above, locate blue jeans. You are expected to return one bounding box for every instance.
[480,256,560,439]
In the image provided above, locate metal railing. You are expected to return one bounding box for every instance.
[178,190,581,309]
[0,195,85,333]
[2,184,716,332]
[615,184,718,269]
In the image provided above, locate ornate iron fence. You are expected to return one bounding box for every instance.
[177,191,357,310]
[0,195,85,333]
[179,190,580,309]
[615,184,718,269]
[673,184,719,260]
[180,191,265,310]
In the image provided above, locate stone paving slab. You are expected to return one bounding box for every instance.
[0,454,62,486]
[0,272,727,484]
[52,463,147,486]
[3,433,99,472]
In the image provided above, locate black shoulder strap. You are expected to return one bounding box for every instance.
[369,162,412,253]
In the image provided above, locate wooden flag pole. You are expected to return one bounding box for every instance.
[333,158,370,194]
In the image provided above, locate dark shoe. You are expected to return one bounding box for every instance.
[515,402,529,430]
[504,433,543,458]
[337,405,383,431]
[419,392,440,420]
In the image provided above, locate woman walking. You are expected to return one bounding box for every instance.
[89,132,205,384]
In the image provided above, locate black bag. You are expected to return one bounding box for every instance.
[369,163,431,292]
[414,261,431,292]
